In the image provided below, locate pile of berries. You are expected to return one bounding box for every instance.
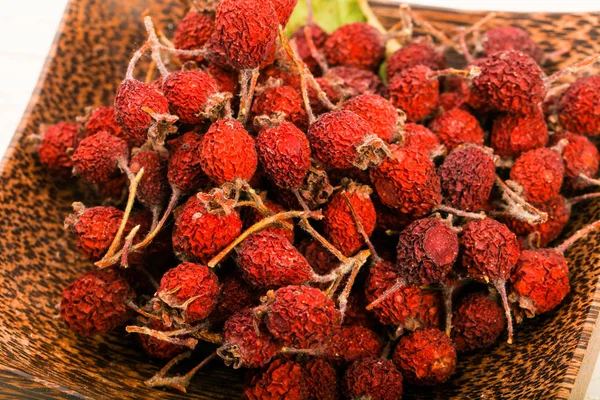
[35,0,600,397]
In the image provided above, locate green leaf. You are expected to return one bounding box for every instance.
[285,0,366,36]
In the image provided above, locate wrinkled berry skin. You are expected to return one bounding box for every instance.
[510,249,570,315]
[302,359,339,400]
[491,110,548,158]
[257,121,311,189]
[200,118,258,185]
[220,309,281,369]
[72,132,129,184]
[393,328,457,385]
[438,145,495,211]
[482,26,543,64]
[470,51,545,114]
[172,195,242,263]
[429,109,484,151]
[214,0,278,70]
[60,269,134,337]
[244,359,308,400]
[291,24,329,75]
[167,131,208,193]
[299,239,339,275]
[510,147,565,203]
[275,0,298,26]
[129,150,169,209]
[252,86,308,131]
[173,10,215,64]
[264,285,340,349]
[324,185,376,257]
[138,319,187,359]
[322,326,383,365]
[343,358,403,400]
[388,65,440,122]
[462,219,520,282]
[308,110,371,169]
[38,122,80,176]
[158,262,220,323]
[236,231,313,288]
[401,123,442,157]
[323,23,385,72]
[209,274,258,326]
[370,145,442,217]
[342,94,399,143]
[451,293,505,353]
[386,40,446,80]
[84,106,122,139]
[558,75,600,136]
[162,70,218,125]
[326,66,384,98]
[206,62,239,94]
[114,79,170,147]
[397,217,459,285]
[555,132,600,188]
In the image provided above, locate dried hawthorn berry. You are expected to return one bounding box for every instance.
[167,131,209,193]
[510,147,565,203]
[392,328,457,385]
[173,10,215,64]
[114,79,170,147]
[84,106,122,139]
[302,358,339,400]
[321,325,383,365]
[482,26,543,64]
[218,309,282,368]
[243,359,308,400]
[72,131,129,184]
[162,70,218,125]
[206,62,239,94]
[298,239,339,275]
[38,122,80,176]
[129,150,169,210]
[557,76,600,136]
[369,145,442,217]
[138,319,187,359]
[490,109,549,158]
[158,262,221,323]
[343,358,403,400]
[401,122,442,157]
[451,292,505,353]
[291,24,329,75]
[325,66,384,98]
[419,290,443,330]
[263,285,340,349]
[437,145,496,211]
[323,183,376,257]
[252,86,308,130]
[258,64,301,89]
[172,195,243,263]
[341,94,401,143]
[386,40,446,80]
[200,118,258,185]
[551,131,599,188]
[429,108,484,151]
[396,217,459,285]
[323,23,385,72]
[60,268,135,337]
[343,291,379,329]
[388,65,440,122]
[274,0,298,26]
[209,274,259,326]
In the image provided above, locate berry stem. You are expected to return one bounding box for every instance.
[145,351,217,393]
[237,68,260,125]
[337,254,367,320]
[545,53,600,86]
[555,219,600,254]
[442,283,454,337]
[127,300,162,321]
[576,173,600,188]
[365,278,406,311]
[455,28,474,63]
[305,0,314,24]
[191,330,223,344]
[120,224,140,268]
[402,4,459,52]
[341,192,380,262]
[436,204,487,220]
[126,42,151,80]
[125,326,199,348]
[492,278,513,344]
[238,180,293,231]
[450,12,496,42]
[143,17,170,77]
[567,192,600,207]
[494,175,548,225]
[303,25,329,74]
[145,60,157,85]
[427,66,480,80]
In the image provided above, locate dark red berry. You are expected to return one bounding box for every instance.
[451,292,505,353]
[167,131,209,193]
[173,10,215,64]
[482,26,543,64]
[557,76,600,136]
[386,40,446,80]
[342,94,401,143]
[72,131,129,184]
[243,359,308,400]
[343,358,403,400]
[129,150,169,209]
[38,122,80,176]
[84,106,122,139]
[510,147,565,203]
[323,23,385,72]
[388,65,440,122]
[490,109,548,158]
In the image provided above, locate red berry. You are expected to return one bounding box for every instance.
[114,79,170,147]
[551,131,599,188]
[158,262,221,323]
[323,184,376,257]
[302,359,339,400]
[243,359,308,400]
[392,328,457,385]
[274,0,298,26]
[397,217,459,285]
[206,62,239,94]
[84,106,122,139]
[213,0,278,70]
[321,325,383,365]
[264,285,340,348]
[419,290,443,330]
[323,23,385,72]
[342,94,401,143]
[60,269,134,336]
[451,292,505,353]
[72,131,129,184]
[258,64,302,89]
[200,118,258,185]
[129,150,169,209]
[38,122,80,176]
[298,239,339,275]
[167,131,209,193]
[437,145,496,211]
[252,86,308,131]
[173,10,215,64]
[172,194,243,263]
[162,70,218,125]
[429,109,484,151]
[386,40,446,80]
[482,26,543,64]
[343,358,403,400]
[291,24,329,75]
[510,147,565,203]
[325,66,384,97]
[209,274,259,326]
[137,319,187,359]
[490,109,549,158]
[388,65,440,122]
[369,145,442,217]
[401,122,442,157]
[557,76,600,136]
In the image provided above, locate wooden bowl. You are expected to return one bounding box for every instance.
[1,0,600,398]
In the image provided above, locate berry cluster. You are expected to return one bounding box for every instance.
[34,0,600,397]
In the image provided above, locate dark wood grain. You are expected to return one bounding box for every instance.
[1,0,600,399]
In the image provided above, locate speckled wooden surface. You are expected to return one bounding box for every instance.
[1,0,600,398]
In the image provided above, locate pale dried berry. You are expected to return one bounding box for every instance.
[264,285,340,349]
[482,26,543,64]
[388,65,440,122]
[392,328,457,385]
[437,145,496,211]
[129,150,169,209]
[38,122,80,176]
[343,358,403,400]
[342,94,400,143]
[557,76,600,136]
[158,262,221,323]
[396,217,459,285]
[114,79,170,147]
[551,131,599,188]
[60,269,134,337]
[323,23,385,72]
[451,292,505,353]
[302,359,339,400]
[490,109,549,158]
[84,106,122,138]
[401,122,442,157]
[236,231,313,288]
[167,131,209,193]
[291,24,329,75]
[173,10,215,64]
[200,118,258,185]
[72,131,129,184]
[243,359,308,400]
[429,109,484,151]
[321,325,383,365]
[252,86,308,130]
[510,147,565,203]
[386,40,446,80]
[162,70,218,125]
[257,121,311,189]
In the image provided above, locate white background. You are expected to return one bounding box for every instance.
[0,0,599,398]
